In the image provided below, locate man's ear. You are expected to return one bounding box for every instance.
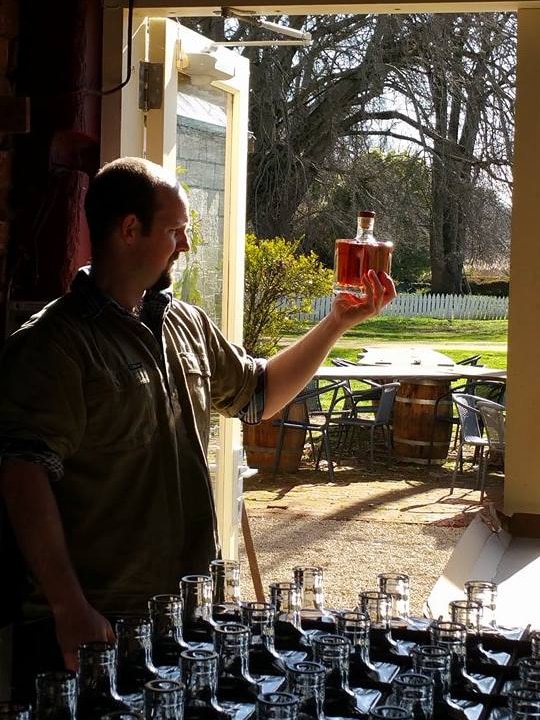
[119,213,140,245]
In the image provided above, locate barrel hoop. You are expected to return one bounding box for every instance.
[395,397,437,406]
[393,438,449,447]
[396,456,444,465]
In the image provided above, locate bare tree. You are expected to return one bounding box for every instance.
[183,13,515,292]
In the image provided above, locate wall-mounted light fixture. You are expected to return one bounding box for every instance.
[215,8,312,48]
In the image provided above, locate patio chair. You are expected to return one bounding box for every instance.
[477,398,506,501]
[429,379,506,464]
[451,393,491,496]
[272,378,349,480]
[331,382,401,471]
[457,354,483,366]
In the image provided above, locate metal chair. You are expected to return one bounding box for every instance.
[331,382,401,470]
[451,393,491,496]
[273,379,349,480]
[457,354,483,366]
[477,398,506,501]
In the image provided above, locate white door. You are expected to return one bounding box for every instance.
[101,14,250,559]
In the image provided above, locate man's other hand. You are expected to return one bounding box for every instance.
[53,598,116,671]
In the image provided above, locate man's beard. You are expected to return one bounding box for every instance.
[150,266,174,292]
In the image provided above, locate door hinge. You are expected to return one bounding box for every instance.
[138,61,164,112]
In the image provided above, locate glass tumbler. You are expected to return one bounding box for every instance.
[377,574,410,623]
[389,673,433,720]
[449,600,482,634]
[256,693,299,720]
[464,580,497,629]
[411,646,451,702]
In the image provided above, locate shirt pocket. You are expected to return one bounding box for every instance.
[83,365,157,451]
[178,351,211,417]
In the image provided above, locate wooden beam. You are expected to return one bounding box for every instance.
[133,0,540,16]
[0,96,29,134]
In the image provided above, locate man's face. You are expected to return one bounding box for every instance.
[138,185,190,291]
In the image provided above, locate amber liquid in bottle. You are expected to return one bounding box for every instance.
[334,211,393,297]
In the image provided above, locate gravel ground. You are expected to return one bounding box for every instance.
[238,513,464,617]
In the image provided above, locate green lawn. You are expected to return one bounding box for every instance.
[339,316,508,343]
[283,316,508,370]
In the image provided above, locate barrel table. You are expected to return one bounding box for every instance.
[392,379,453,465]
[315,360,506,467]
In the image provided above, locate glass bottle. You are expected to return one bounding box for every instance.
[268,582,309,652]
[368,708,413,719]
[311,634,365,719]
[241,601,286,677]
[77,641,131,720]
[508,685,540,718]
[256,693,299,720]
[149,594,189,680]
[518,657,540,693]
[181,648,232,720]
[210,560,241,609]
[464,580,497,630]
[357,590,398,655]
[292,566,333,627]
[115,616,160,709]
[0,703,32,719]
[531,631,540,659]
[35,670,77,720]
[387,673,433,720]
[336,610,382,684]
[410,645,451,717]
[143,679,184,719]
[213,622,260,703]
[286,661,325,720]
[181,575,215,643]
[377,574,410,626]
[428,620,469,692]
[333,211,393,298]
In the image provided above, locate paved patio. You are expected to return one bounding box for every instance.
[239,453,505,614]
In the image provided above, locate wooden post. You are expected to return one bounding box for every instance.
[241,500,265,602]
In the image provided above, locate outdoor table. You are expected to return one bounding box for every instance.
[316,361,506,465]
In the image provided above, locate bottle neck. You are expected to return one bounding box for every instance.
[356,213,375,239]
[78,650,118,697]
[182,651,220,707]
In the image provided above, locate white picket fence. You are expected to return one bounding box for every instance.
[288,293,508,321]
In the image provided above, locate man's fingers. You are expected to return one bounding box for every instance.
[63,650,78,672]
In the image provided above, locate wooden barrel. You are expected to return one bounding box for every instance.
[243,402,308,472]
[392,379,453,465]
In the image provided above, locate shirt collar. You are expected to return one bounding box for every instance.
[71,266,173,320]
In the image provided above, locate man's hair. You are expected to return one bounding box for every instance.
[84,157,178,256]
